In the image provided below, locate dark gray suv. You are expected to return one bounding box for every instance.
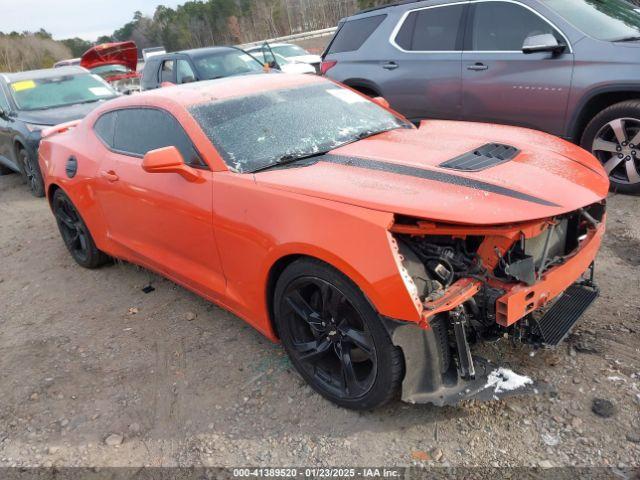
[322,0,640,193]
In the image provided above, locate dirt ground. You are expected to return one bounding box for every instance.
[0,171,639,470]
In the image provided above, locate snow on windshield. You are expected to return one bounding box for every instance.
[189,83,409,173]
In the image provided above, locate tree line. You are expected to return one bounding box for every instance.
[0,0,391,72]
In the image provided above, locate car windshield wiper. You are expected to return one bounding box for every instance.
[612,35,640,42]
[249,125,410,174]
[250,150,330,173]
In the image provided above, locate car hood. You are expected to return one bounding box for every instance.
[81,41,138,72]
[17,100,110,126]
[253,120,609,225]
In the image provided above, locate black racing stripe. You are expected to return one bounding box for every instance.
[322,154,560,207]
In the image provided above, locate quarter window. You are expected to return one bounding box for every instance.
[94,111,117,147]
[396,5,465,51]
[102,108,205,168]
[470,2,561,51]
[326,14,387,54]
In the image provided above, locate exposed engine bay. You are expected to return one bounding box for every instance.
[386,201,606,404]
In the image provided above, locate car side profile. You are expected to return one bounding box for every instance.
[322,0,640,194]
[140,46,267,90]
[39,75,607,409]
[0,66,118,196]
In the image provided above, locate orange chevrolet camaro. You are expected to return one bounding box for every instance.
[38,74,609,409]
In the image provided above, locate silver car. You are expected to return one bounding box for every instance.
[323,0,640,194]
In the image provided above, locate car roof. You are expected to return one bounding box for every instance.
[177,46,240,57]
[2,66,88,83]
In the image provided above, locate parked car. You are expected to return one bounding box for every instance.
[53,58,81,68]
[0,66,118,196]
[140,47,268,90]
[39,74,607,409]
[81,41,141,94]
[245,43,316,74]
[246,42,322,72]
[322,0,640,194]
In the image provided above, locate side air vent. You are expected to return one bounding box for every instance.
[439,143,520,172]
[65,156,78,178]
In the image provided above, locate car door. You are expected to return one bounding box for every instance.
[461,0,574,135]
[383,3,467,121]
[93,107,226,298]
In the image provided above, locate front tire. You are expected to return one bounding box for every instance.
[52,189,109,269]
[274,258,404,410]
[17,147,45,197]
[581,100,640,195]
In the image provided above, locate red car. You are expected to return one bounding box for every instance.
[81,41,140,94]
[38,74,608,409]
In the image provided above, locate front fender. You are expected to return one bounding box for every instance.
[212,173,422,340]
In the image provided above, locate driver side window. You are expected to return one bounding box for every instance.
[95,108,207,168]
[470,2,562,51]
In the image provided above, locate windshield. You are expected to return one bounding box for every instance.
[546,0,640,41]
[272,45,309,57]
[91,64,133,78]
[189,82,411,173]
[9,73,117,111]
[192,50,264,80]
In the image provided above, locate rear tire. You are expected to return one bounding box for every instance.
[52,189,109,269]
[17,147,45,197]
[274,258,404,410]
[581,100,640,195]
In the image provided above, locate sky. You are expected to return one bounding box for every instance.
[0,0,184,41]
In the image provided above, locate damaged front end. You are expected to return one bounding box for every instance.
[386,202,606,405]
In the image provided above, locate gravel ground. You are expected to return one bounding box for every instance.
[0,172,639,469]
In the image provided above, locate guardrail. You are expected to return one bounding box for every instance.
[240,27,337,49]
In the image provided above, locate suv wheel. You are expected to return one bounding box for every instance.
[17,147,45,197]
[581,100,640,195]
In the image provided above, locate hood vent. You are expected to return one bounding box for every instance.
[439,143,520,172]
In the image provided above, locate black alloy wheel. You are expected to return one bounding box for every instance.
[52,189,108,269]
[274,259,404,410]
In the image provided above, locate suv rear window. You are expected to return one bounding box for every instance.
[326,14,387,54]
[395,5,465,51]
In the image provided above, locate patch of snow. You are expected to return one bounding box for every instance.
[542,433,560,446]
[484,367,533,394]
[607,376,626,382]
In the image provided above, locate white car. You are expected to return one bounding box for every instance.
[246,43,321,74]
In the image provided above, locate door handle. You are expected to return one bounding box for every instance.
[382,62,399,71]
[100,170,119,182]
[467,63,489,71]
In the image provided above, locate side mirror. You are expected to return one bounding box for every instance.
[181,75,195,84]
[522,33,565,54]
[372,96,390,109]
[142,146,201,182]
